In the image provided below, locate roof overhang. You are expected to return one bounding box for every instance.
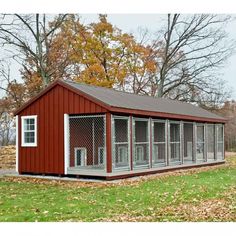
[109,106,227,123]
[14,79,226,124]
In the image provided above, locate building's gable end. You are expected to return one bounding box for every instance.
[17,83,108,175]
[14,80,110,116]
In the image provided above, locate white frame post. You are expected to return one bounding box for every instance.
[180,121,184,165]
[193,122,197,163]
[64,114,69,175]
[204,123,207,162]
[15,115,19,173]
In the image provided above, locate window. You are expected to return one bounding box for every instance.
[21,115,37,147]
[118,146,128,164]
[74,148,87,167]
[98,147,105,165]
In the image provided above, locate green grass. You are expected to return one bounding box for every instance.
[0,158,235,222]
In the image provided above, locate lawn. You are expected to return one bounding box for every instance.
[0,157,235,222]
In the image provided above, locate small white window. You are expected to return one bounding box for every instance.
[21,115,37,147]
[118,146,128,164]
[98,147,105,165]
[136,145,144,162]
[74,148,87,167]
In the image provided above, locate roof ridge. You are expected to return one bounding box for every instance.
[64,79,200,106]
[64,79,178,102]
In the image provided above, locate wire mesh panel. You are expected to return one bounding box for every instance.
[183,123,194,163]
[169,122,181,163]
[196,124,205,161]
[133,118,150,168]
[206,124,215,161]
[152,120,167,166]
[112,116,130,170]
[217,124,224,160]
[69,115,106,171]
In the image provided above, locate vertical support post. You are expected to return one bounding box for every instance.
[15,115,19,173]
[166,119,170,166]
[64,114,69,175]
[130,116,133,171]
[111,115,114,171]
[149,118,152,169]
[180,121,184,165]
[204,123,207,162]
[193,122,197,163]
[92,120,95,165]
[214,124,217,160]
[165,120,168,166]
[106,113,112,173]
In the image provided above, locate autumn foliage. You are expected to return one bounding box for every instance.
[22,14,157,94]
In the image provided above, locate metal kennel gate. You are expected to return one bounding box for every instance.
[68,115,106,172]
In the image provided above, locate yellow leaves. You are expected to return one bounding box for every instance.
[145,60,157,73]
[20,14,159,94]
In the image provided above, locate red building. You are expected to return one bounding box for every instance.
[14,80,225,179]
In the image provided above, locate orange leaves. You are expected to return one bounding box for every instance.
[20,14,159,97]
[46,15,158,90]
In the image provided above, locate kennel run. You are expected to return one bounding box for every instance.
[14,80,225,179]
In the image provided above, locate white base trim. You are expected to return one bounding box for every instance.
[67,160,225,177]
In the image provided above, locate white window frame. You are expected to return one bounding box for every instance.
[21,115,37,147]
[98,147,105,165]
[74,147,87,167]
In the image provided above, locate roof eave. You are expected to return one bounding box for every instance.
[109,106,226,123]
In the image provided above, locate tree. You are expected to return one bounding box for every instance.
[0,62,25,109]
[0,14,69,94]
[214,100,236,151]
[149,14,235,105]
[47,14,157,88]
[0,98,15,146]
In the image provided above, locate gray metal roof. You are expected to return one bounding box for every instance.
[64,80,225,121]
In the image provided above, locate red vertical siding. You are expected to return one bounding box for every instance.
[18,84,108,175]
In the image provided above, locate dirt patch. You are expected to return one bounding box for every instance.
[0,146,15,170]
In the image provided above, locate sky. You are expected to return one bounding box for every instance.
[1,14,236,99]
